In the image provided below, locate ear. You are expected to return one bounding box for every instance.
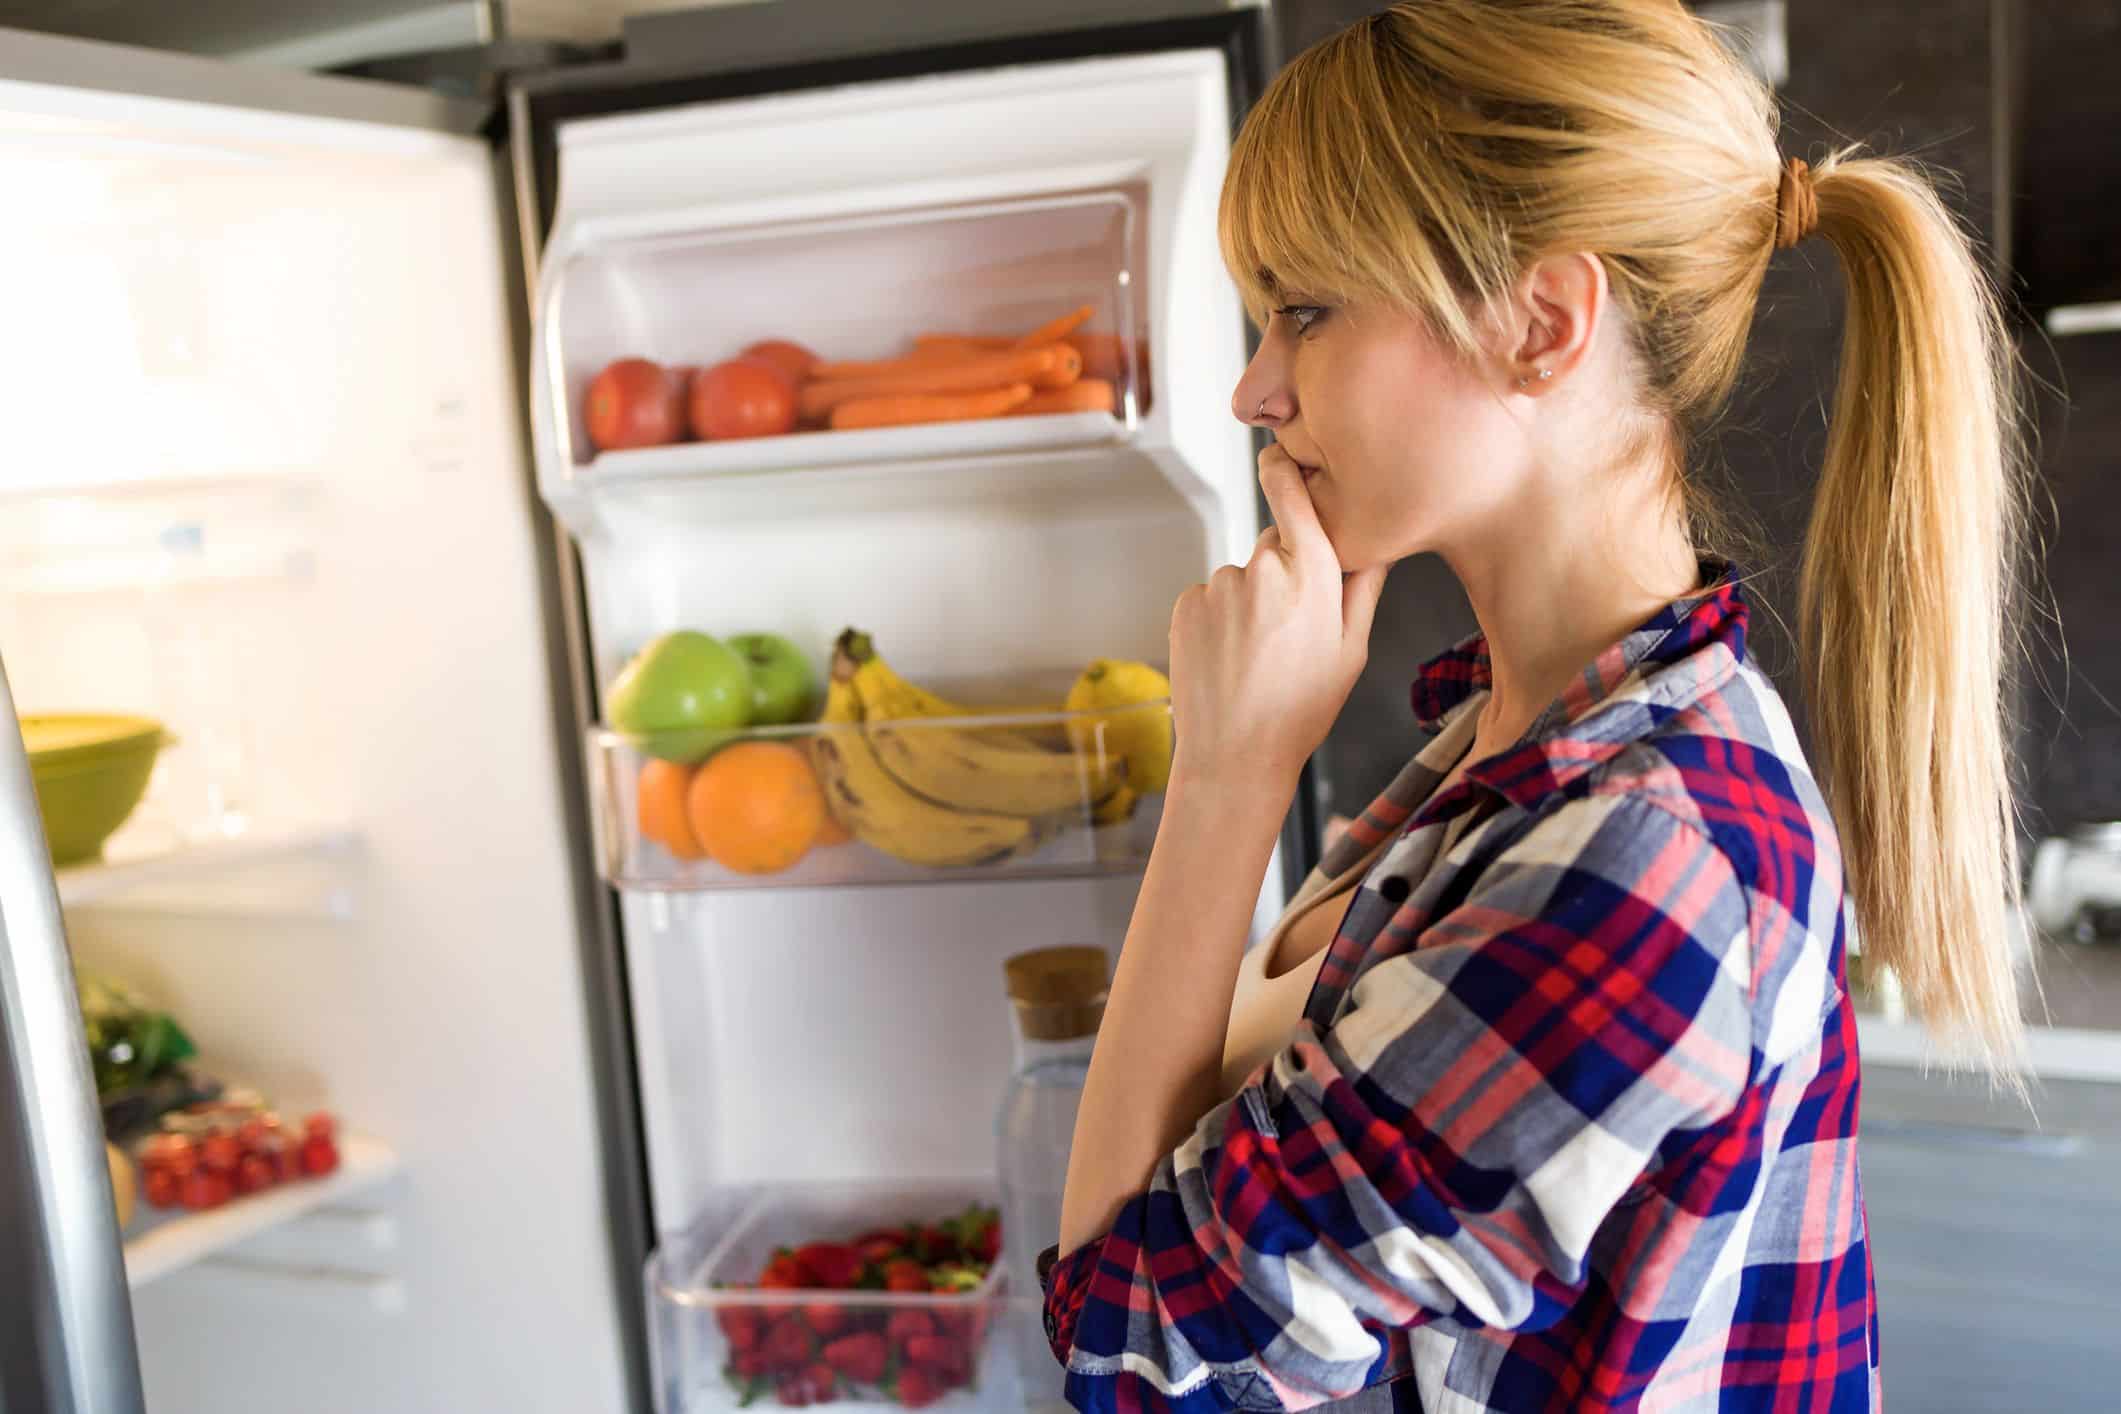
[1500,252,1607,394]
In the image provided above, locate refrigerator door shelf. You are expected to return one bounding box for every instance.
[561,410,1129,500]
[588,687,1170,893]
[646,1176,1006,1414]
[535,187,1146,492]
[533,47,1254,573]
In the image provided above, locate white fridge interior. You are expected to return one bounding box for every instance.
[0,73,625,1413]
[528,46,1284,1412]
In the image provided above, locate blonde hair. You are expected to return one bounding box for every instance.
[1221,0,2032,1076]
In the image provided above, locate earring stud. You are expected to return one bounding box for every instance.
[1516,368,1553,389]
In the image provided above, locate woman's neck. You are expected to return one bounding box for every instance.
[1440,475,1701,752]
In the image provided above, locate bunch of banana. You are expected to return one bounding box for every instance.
[808,628,1172,870]
[844,632,1130,820]
[808,664,1053,869]
[835,631,1073,753]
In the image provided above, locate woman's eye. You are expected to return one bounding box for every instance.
[1276,305,1328,337]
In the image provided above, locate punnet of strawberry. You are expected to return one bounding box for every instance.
[713,1203,1001,1408]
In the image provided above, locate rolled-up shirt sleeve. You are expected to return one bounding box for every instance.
[1038,790,1757,1413]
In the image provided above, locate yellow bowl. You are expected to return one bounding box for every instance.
[20,714,170,866]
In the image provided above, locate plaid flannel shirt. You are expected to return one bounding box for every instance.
[1039,558,1879,1412]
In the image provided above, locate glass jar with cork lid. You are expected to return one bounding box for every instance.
[994,945,1109,1397]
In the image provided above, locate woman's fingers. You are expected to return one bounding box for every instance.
[1341,561,1390,651]
[1256,445,1333,568]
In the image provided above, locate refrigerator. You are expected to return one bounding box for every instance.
[0,4,1296,1411]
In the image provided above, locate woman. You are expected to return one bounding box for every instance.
[1040,3,2030,1410]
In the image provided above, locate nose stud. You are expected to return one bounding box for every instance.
[1255,397,1268,421]
[1516,368,1553,389]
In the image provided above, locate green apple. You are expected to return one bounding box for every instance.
[606,630,752,763]
[727,632,816,726]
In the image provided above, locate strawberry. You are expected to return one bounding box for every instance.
[903,1335,961,1371]
[763,1315,817,1371]
[912,1225,959,1263]
[893,1366,942,1409]
[856,1234,904,1267]
[793,1242,864,1290]
[717,1303,765,1351]
[885,1308,936,1351]
[759,1253,808,1289]
[821,1331,888,1383]
[963,1212,1000,1265]
[774,1373,812,1407]
[732,1348,770,1378]
[798,1363,838,1403]
[801,1302,847,1338]
[882,1258,929,1293]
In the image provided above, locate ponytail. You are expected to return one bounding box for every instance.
[1800,151,2033,1078]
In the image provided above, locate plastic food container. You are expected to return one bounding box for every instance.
[19,714,171,865]
[647,1179,1007,1414]
[538,188,1148,486]
[588,668,1170,892]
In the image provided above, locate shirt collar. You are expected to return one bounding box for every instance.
[1408,556,1750,811]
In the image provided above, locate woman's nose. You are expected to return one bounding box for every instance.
[1232,340,1293,427]
[1231,378,1289,427]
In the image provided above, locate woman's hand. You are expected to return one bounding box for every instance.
[1167,442,1390,793]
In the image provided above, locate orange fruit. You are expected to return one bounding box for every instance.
[637,759,704,859]
[813,809,854,847]
[685,741,827,874]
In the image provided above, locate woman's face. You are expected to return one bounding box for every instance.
[1229,296,1529,573]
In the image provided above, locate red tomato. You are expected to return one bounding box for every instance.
[201,1134,242,1174]
[298,1135,339,1177]
[302,1111,336,1142]
[236,1118,268,1150]
[585,358,686,452]
[181,1170,231,1211]
[141,1133,195,1179]
[740,339,819,385]
[235,1153,275,1195]
[143,1167,181,1209]
[689,359,797,441]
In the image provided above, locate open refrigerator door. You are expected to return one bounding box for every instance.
[527,43,1279,1414]
[0,34,630,1414]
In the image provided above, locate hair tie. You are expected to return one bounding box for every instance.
[1775,157,1819,250]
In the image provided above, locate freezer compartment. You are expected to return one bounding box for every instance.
[587,672,1170,891]
[538,189,1148,485]
[647,1178,1006,1414]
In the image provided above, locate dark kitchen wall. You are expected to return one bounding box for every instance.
[1274,0,2121,854]
[2014,4,2121,835]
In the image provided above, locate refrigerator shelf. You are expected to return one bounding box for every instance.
[121,1133,399,1290]
[647,1177,1007,1414]
[56,823,360,918]
[587,684,1170,892]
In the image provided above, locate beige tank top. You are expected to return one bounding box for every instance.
[1218,705,1485,1099]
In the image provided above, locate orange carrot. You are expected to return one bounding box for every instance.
[798,346,1076,421]
[914,332,1012,353]
[920,329,1133,382]
[808,350,944,381]
[1007,379,1117,416]
[1065,331,1127,382]
[1026,342,1082,389]
[829,383,1034,430]
[1013,303,1096,348]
